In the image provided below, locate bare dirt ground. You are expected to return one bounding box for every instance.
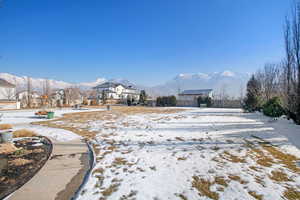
[0,137,52,199]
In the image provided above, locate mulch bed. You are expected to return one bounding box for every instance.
[0,137,52,199]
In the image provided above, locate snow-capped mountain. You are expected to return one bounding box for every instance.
[150,71,250,98]
[0,73,137,92]
[0,73,73,91]
[0,71,250,98]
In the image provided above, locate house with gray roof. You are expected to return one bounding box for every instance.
[177,89,213,107]
[93,82,139,103]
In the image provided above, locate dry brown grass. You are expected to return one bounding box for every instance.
[0,143,18,154]
[101,183,120,197]
[0,124,12,130]
[248,191,263,200]
[269,170,290,182]
[228,174,248,184]
[111,157,128,167]
[34,106,186,139]
[249,166,261,172]
[262,145,300,173]
[175,137,185,141]
[192,176,219,200]
[221,151,246,163]
[9,158,33,166]
[283,187,300,200]
[177,156,187,161]
[176,193,188,200]
[13,129,37,137]
[254,176,266,187]
[92,167,104,175]
[214,176,228,187]
[247,145,300,171]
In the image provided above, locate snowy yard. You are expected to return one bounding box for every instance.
[36,107,299,200]
[6,107,300,199]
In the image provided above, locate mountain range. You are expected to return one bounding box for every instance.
[0,71,250,98]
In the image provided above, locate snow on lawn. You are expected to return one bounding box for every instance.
[72,108,300,200]
[0,108,104,125]
[12,124,81,142]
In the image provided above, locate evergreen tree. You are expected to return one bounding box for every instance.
[139,90,147,105]
[243,75,261,112]
[101,90,107,104]
[127,95,132,106]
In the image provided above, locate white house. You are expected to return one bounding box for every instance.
[177,89,213,107]
[0,78,20,110]
[93,82,139,103]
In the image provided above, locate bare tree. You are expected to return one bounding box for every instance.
[64,87,81,106]
[260,64,279,101]
[27,77,32,108]
[0,87,15,100]
[284,16,294,108]
[41,79,51,106]
[291,2,300,122]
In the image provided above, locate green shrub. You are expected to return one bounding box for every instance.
[262,97,285,117]
[197,96,212,107]
[156,96,177,107]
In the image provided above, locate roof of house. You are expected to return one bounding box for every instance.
[93,82,137,90]
[179,89,213,95]
[0,78,16,88]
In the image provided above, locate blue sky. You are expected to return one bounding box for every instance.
[0,0,293,86]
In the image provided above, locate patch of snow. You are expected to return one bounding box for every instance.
[13,125,81,142]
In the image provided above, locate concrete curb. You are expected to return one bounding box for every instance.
[71,140,96,200]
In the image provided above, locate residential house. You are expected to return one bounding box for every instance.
[93,82,139,104]
[17,90,40,108]
[0,78,20,110]
[177,89,213,107]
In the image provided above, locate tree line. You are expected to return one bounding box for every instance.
[244,1,300,124]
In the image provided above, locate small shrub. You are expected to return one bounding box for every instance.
[197,96,212,107]
[13,129,37,138]
[262,97,285,117]
[156,96,177,107]
[0,124,13,130]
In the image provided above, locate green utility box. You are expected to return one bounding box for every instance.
[47,112,54,119]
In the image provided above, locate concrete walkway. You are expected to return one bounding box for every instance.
[10,139,90,200]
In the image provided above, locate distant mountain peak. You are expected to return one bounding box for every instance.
[221,70,235,77]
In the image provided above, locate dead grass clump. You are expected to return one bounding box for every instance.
[256,157,274,167]
[176,193,188,200]
[214,176,228,187]
[101,183,120,197]
[249,166,260,171]
[0,143,18,154]
[248,147,274,167]
[262,145,300,173]
[175,137,185,141]
[177,156,187,161]
[192,176,219,200]
[13,129,37,138]
[248,191,263,200]
[228,174,248,184]
[283,187,300,200]
[120,190,138,200]
[254,176,266,187]
[92,167,104,175]
[0,124,12,130]
[222,151,246,163]
[269,170,290,182]
[112,157,128,166]
[9,158,33,166]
